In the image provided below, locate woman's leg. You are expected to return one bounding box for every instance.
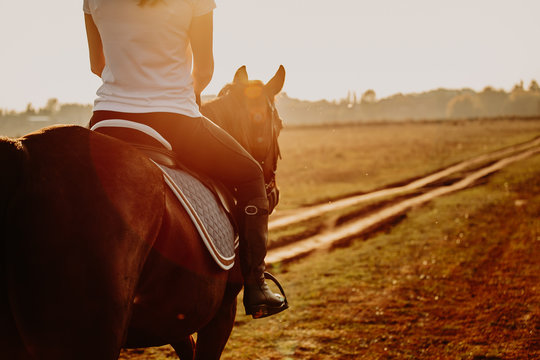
[90,111,288,318]
[91,111,264,195]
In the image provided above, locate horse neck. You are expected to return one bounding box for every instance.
[201,96,249,148]
[201,94,280,181]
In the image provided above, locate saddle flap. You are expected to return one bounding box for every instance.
[91,119,238,270]
[156,162,238,270]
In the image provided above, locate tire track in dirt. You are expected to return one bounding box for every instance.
[266,143,540,264]
[269,136,540,231]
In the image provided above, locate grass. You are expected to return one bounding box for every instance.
[276,118,540,208]
[220,152,540,359]
[117,118,540,359]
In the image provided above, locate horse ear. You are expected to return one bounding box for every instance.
[265,65,285,96]
[233,65,249,85]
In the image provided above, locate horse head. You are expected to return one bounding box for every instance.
[201,65,285,212]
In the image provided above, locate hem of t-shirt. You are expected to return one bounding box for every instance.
[93,103,202,118]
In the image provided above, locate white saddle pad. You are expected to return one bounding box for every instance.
[90,120,236,270]
[155,162,237,270]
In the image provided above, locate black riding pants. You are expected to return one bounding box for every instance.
[90,111,268,204]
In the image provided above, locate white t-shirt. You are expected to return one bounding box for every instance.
[83,0,216,117]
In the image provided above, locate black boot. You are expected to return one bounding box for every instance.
[239,198,288,319]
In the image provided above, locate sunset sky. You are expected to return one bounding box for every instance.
[1,0,539,111]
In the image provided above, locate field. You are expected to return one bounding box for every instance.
[276,118,540,208]
[119,117,540,359]
[222,152,540,360]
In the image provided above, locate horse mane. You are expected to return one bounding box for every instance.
[202,80,267,131]
[217,83,235,98]
[0,137,26,222]
[0,137,26,167]
[201,83,249,139]
[217,80,264,98]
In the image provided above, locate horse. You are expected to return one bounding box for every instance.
[0,65,285,360]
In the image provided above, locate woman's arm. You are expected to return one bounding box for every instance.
[189,11,214,97]
[84,13,105,77]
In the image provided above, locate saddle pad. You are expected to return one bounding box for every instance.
[154,162,237,270]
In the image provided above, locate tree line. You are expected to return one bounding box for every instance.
[0,100,92,137]
[1,80,539,136]
[276,80,540,125]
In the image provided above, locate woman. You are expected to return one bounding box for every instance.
[83,0,287,318]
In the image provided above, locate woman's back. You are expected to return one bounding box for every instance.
[83,0,215,116]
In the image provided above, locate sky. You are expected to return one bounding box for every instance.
[1,0,540,111]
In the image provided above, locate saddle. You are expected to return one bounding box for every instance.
[91,120,238,270]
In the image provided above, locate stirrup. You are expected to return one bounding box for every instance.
[248,272,289,319]
[264,272,288,305]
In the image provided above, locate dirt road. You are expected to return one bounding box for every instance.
[120,136,540,359]
[267,137,540,264]
[220,138,540,360]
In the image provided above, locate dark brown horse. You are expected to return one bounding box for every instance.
[0,66,285,360]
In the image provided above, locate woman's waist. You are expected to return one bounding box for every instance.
[93,89,201,118]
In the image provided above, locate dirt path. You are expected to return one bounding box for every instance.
[267,141,540,264]
[119,137,540,359]
[221,146,540,360]
[269,136,540,230]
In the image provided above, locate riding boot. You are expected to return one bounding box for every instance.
[239,197,288,319]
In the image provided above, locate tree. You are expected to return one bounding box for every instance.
[40,98,60,115]
[361,89,376,104]
[512,80,524,93]
[529,79,540,93]
[478,86,507,117]
[25,103,36,115]
[446,94,480,119]
[504,89,540,116]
